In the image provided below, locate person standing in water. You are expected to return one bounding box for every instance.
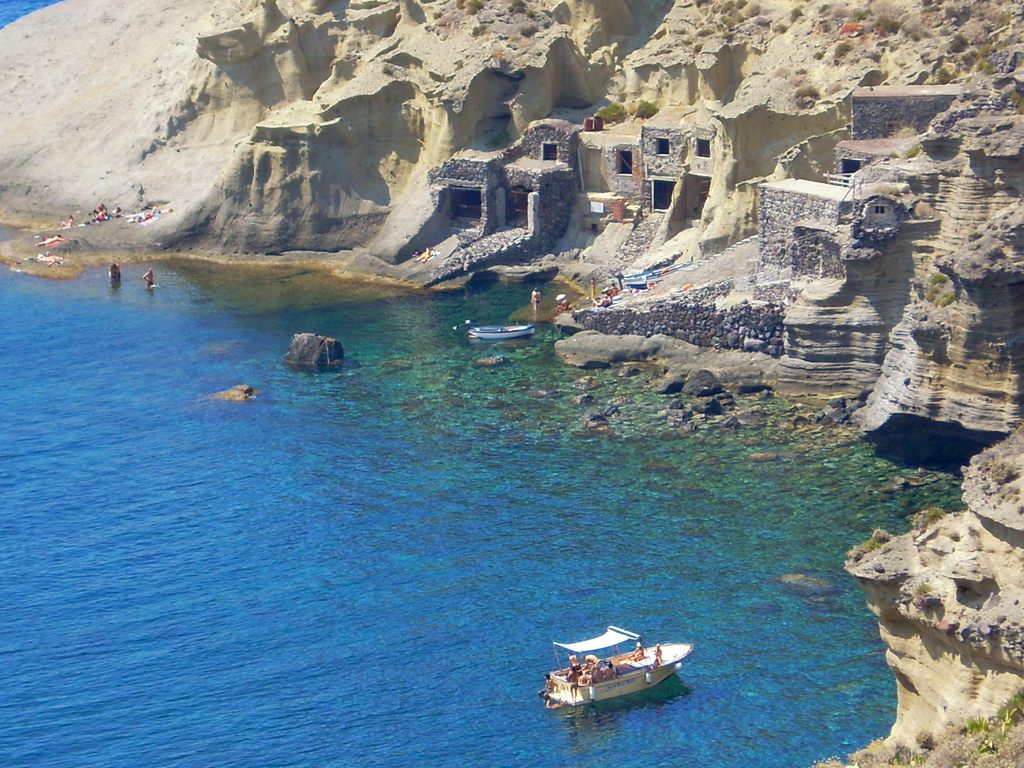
[109,262,121,283]
[531,287,541,314]
[143,268,155,290]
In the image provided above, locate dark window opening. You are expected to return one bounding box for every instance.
[508,188,530,227]
[542,143,558,161]
[841,158,863,174]
[451,187,482,220]
[655,138,670,155]
[652,180,674,211]
[617,150,633,175]
[695,138,711,157]
[874,205,886,215]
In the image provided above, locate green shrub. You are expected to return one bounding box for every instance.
[635,101,660,119]
[933,67,953,85]
[912,507,946,528]
[471,24,487,36]
[467,0,483,13]
[964,717,991,735]
[795,85,820,107]
[929,272,948,285]
[988,459,1020,485]
[773,23,788,33]
[875,15,900,34]
[382,65,393,76]
[791,7,803,20]
[508,0,525,11]
[835,41,852,57]
[519,22,537,36]
[595,103,627,123]
[852,8,868,19]
[949,33,969,53]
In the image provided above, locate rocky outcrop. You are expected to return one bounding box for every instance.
[554,330,779,382]
[283,332,344,368]
[847,428,1024,752]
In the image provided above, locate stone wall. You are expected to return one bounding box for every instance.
[574,288,786,355]
[852,90,959,139]
[503,164,578,252]
[605,141,642,198]
[640,125,686,180]
[758,183,851,278]
[512,119,581,170]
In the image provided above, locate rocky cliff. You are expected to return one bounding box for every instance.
[851,105,1024,467]
[0,0,954,259]
[847,428,1024,756]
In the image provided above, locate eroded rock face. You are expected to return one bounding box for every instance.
[855,188,1024,467]
[0,0,916,261]
[847,429,1024,751]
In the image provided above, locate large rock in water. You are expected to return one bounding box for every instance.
[284,333,344,369]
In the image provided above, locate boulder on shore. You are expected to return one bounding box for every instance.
[284,333,344,369]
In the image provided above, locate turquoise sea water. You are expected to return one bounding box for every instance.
[0,257,964,768]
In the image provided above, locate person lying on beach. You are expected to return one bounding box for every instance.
[36,252,65,266]
[37,235,65,247]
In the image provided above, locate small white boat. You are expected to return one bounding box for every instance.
[467,323,535,340]
[541,625,694,706]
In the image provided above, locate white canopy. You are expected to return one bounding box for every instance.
[553,626,640,654]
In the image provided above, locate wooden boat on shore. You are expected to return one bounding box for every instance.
[540,625,694,706]
[467,323,535,340]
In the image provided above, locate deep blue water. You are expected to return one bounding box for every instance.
[0,258,964,768]
[0,0,56,28]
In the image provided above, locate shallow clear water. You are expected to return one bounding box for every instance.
[0,260,963,768]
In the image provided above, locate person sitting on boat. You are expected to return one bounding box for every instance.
[627,642,646,662]
[578,667,592,686]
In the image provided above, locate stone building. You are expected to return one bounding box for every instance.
[639,110,716,222]
[757,178,853,285]
[427,119,582,249]
[578,123,643,202]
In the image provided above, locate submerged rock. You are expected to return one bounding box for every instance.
[212,384,258,401]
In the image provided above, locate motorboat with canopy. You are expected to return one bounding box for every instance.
[540,625,694,706]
